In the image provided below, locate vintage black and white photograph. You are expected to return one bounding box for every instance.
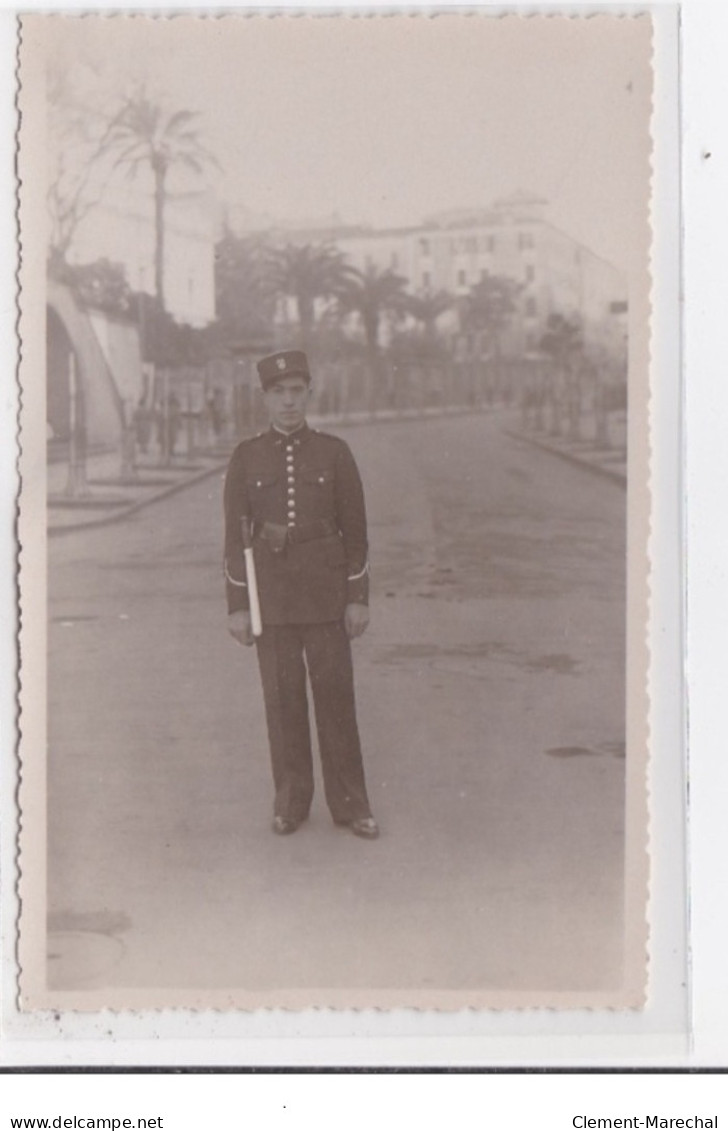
[17,12,652,1011]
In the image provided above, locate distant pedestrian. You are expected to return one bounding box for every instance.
[223,349,378,840]
[154,400,165,455]
[207,387,225,442]
[167,393,181,456]
[133,398,152,454]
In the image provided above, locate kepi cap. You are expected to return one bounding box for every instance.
[257,350,311,389]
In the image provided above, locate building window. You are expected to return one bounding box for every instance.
[422,271,431,289]
[518,231,534,251]
[525,264,535,283]
[525,331,536,350]
[484,235,495,253]
[457,269,467,287]
[391,252,399,269]
[419,238,430,256]
[525,296,537,318]
[481,268,490,282]
[465,237,477,254]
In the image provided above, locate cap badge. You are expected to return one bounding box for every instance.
[276,357,287,371]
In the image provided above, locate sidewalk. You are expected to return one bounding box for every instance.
[507,420,627,487]
[47,404,496,535]
[48,447,229,535]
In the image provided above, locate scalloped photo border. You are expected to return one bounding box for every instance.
[14,9,653,1015]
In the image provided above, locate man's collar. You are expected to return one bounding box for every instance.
[270,421,310,445]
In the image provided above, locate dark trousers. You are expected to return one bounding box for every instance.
[255,620,372,824]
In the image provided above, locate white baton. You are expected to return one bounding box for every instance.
[241,517,263,637]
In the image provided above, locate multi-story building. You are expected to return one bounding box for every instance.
[281,192,627,363]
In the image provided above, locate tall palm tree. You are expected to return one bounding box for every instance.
[263,243,352,351]
[337,264,409,352]
[406,289,453,343]
[107,90,219,312]
[336,264,409,411]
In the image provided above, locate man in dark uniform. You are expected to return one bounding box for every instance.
[223,350,379,840]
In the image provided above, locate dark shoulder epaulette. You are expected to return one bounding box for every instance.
[311,428,346,447]
[233,431,266,456]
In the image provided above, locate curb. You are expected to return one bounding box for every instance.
[309,404,494,430]
[47,408,497,536]
[48,459,229,537]
[506,430,627,487]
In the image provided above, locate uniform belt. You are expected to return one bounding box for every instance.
[256,518,338,551]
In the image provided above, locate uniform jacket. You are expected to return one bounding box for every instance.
[223,423,369,624]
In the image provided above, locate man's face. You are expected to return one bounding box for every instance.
[263,376,311,433]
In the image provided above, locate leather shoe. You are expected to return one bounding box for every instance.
[272,816,300,835]
[347,817,380,840]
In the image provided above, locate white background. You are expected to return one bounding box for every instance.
[1,0,727,1115]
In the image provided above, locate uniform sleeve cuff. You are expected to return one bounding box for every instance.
[347,561,369,583]
[224,560,247,588]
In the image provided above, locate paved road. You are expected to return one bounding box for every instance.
[47,410,627,1003]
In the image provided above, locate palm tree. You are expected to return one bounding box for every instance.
[336,264,409,411]
[406,289,453,343]
[263,243,352,351]
[107,90,219,312]
[337,263,409,352]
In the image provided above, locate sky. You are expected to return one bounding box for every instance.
[46,14,652,275]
